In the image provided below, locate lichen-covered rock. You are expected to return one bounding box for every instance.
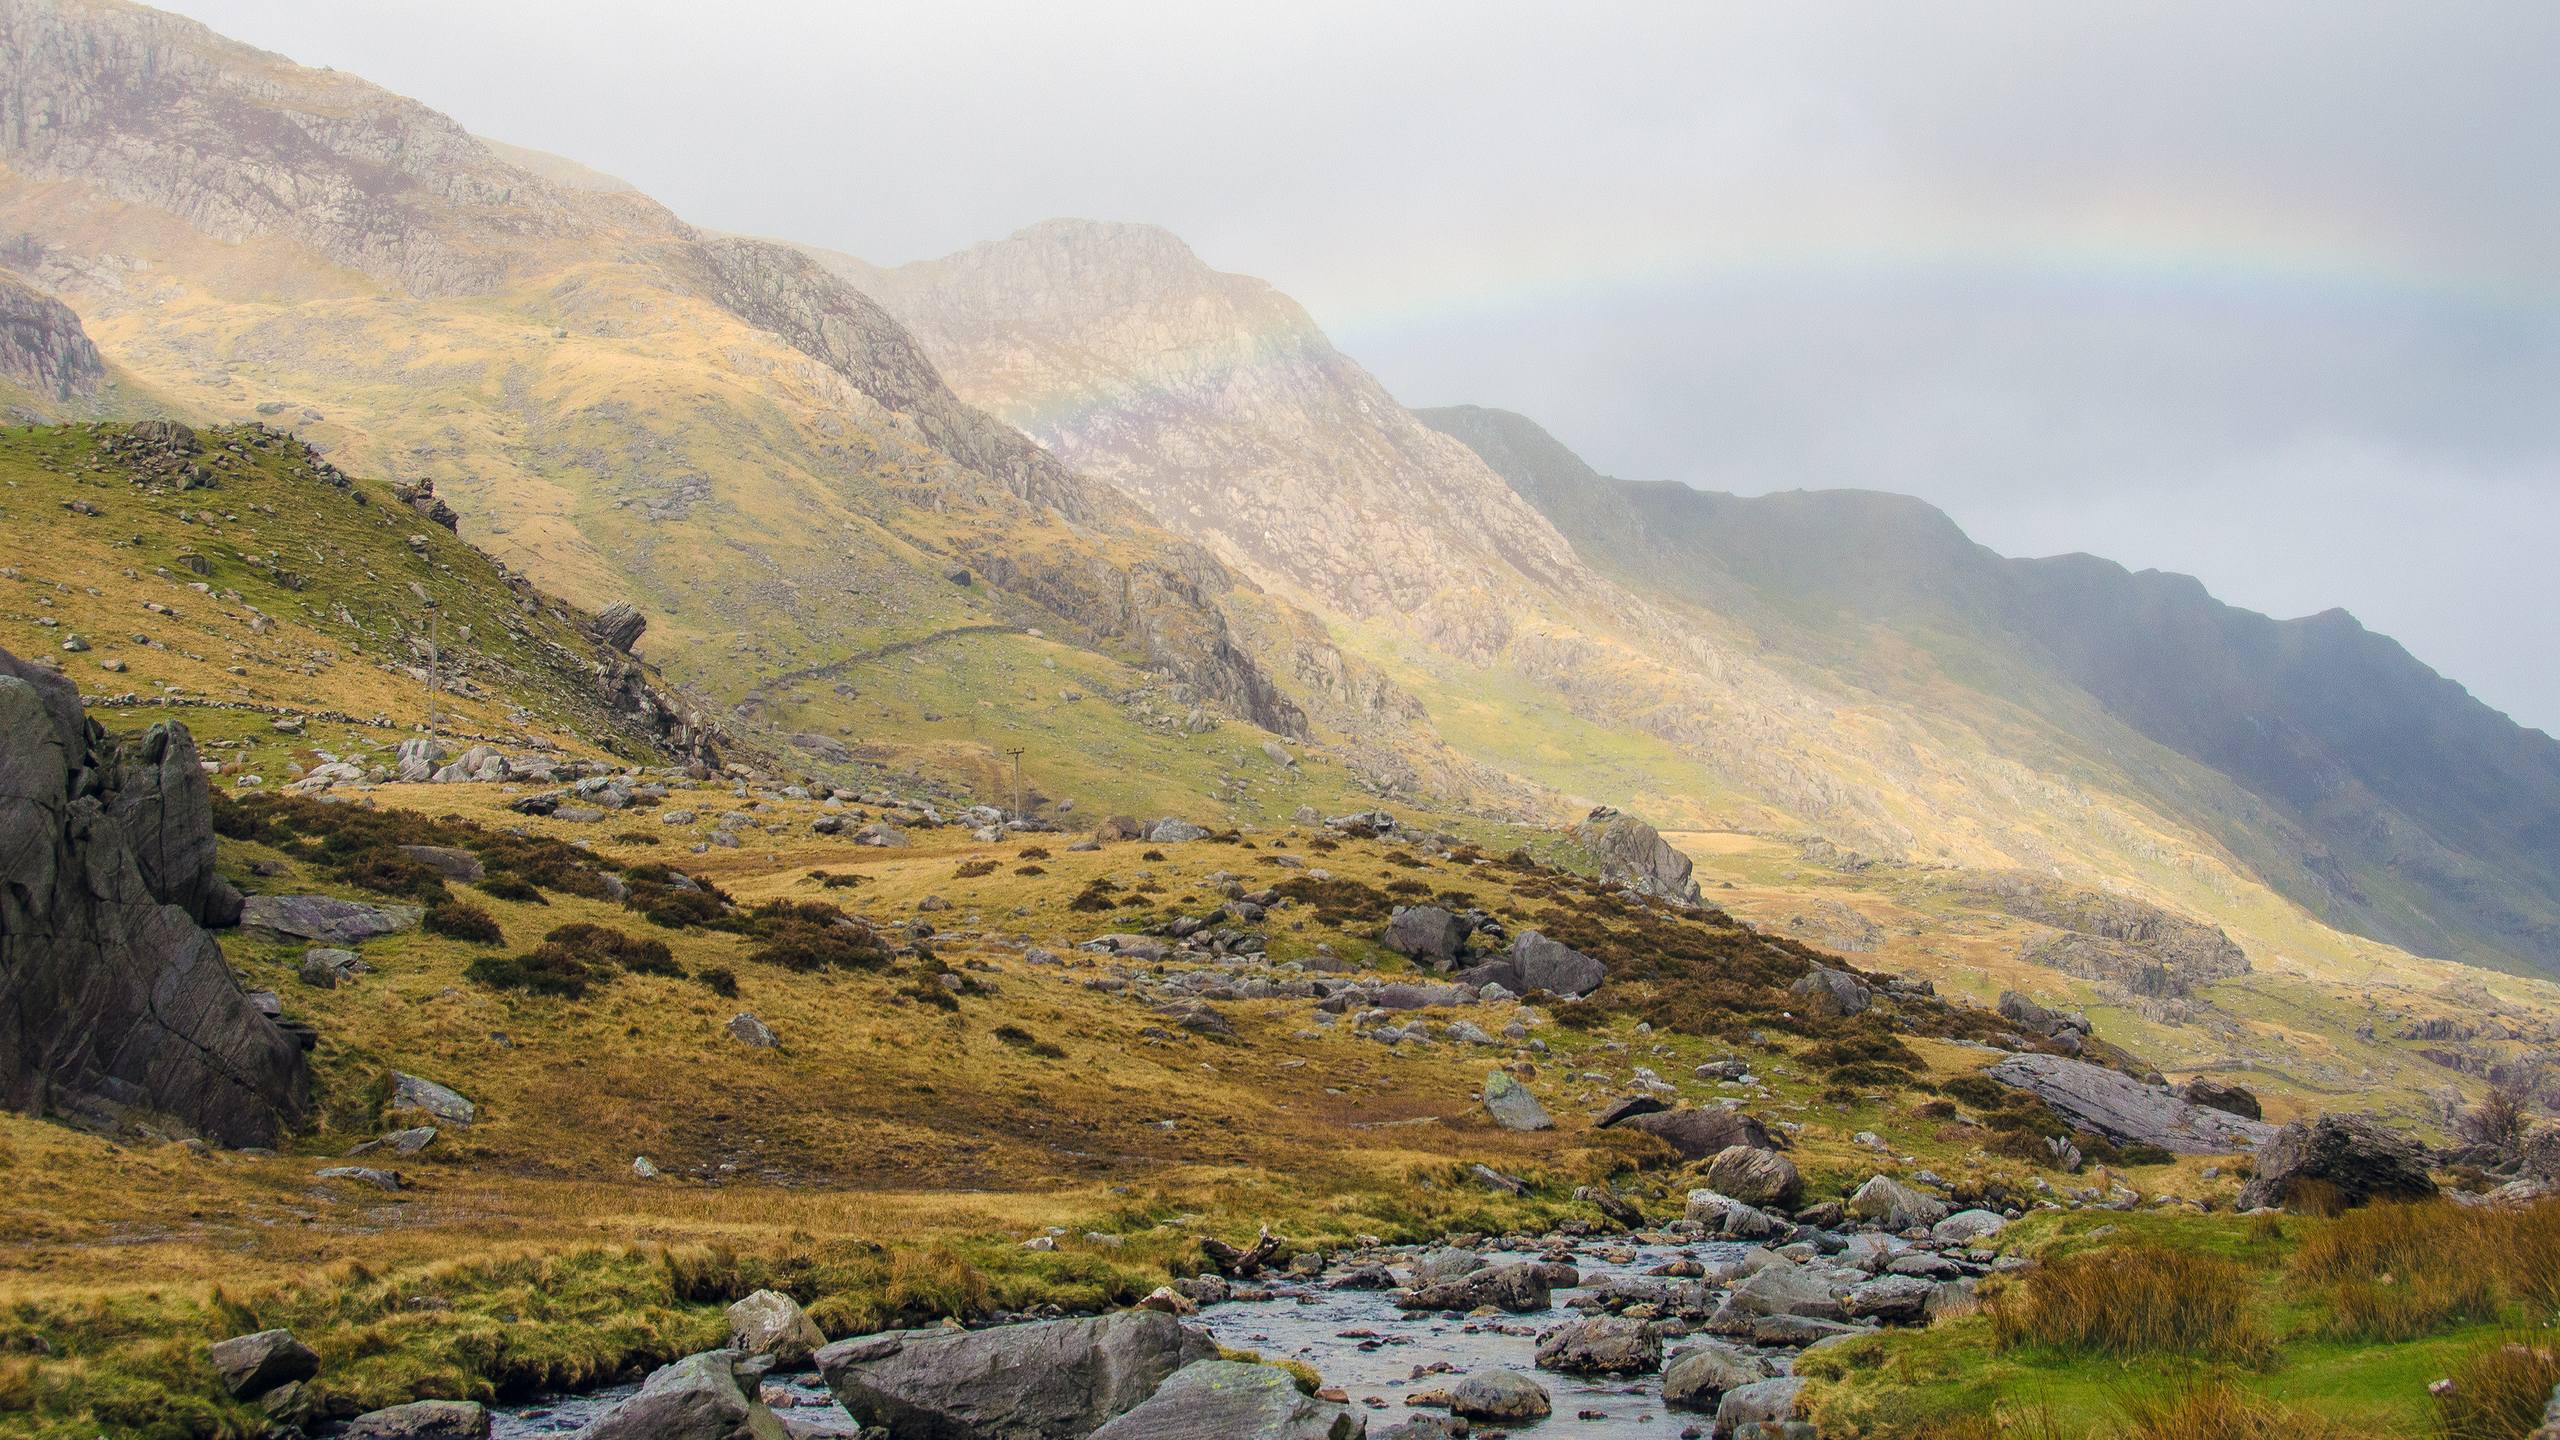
[1481,1071,1552,1132]
[727,1289,826,1368]
[0,648,309,1146]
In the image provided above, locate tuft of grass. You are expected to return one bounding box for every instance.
[2114,1380,2359,1440]
[423,897,505,945]
[1987,1245,2272,1365]
[2432,1337,2560,1440]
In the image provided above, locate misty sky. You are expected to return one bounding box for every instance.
[163,1,2560,731]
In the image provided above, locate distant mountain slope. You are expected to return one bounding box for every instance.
[0,0,1559,819]
[1421,403,2560,974]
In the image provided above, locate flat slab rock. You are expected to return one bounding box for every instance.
[818,1308,1213,1439]
[239,893,423,944]
[1986,1052,2276,1153]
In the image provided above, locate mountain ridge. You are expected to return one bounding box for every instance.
[1421,402,2560,974]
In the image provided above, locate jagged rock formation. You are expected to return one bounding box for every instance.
[0,271,100,400]
[1574,807,1703,906]
[0,646,309,1145]
[1962,872,2250,998]
[1424,403,2560,978]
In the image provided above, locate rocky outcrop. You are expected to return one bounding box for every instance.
[1986,1053,2275,1154]
[592,602,648,654]
[1573,808,1703,906]
[0,647,309,1145]
[817,1309,1213,1439]
[0,273,102,401]
[2238,1114,2438,1212]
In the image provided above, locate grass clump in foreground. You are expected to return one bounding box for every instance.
[1987,1245,2273,1365]
[1805,1199,2560,1439]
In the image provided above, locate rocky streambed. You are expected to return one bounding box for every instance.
[482,1204,2007,1438]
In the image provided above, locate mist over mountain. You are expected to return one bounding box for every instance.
[1422,403,2560,975]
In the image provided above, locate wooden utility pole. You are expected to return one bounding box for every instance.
[1004,746,1026,825]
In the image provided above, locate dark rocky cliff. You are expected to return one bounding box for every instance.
[0,272,102,401]
[0,646,309,1145]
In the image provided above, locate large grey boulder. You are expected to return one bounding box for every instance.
[397,845,485,883]
[1398,1263,1551,1314]
[239,893,424,945]
[389,1072,475,1127]
[728,1289,826,1368]
[1533,1315,1660,1375]
[1718,1263,1847,1322]
[1844,1274,1940,1324]
[208,1328,319,1398]
[1716,1377,1805,1433]
[1448,1369,1550,1421]
[1930,1209,2008,1244]
[1846,1176,1948,1232]
[2238,1113,2438,1212]
[1985,1052,2276,1153]
[584,1349,784,1440]
[339,1400,491,1439]
[1613,1107,1776,1159]
[1705,1146,1803,1209]
[1481,1071,1552,1131]
[1146,818,1212,844]
[1087,1360,1362,1440]
[1661,1343,1770,1411]
[818,1309,1213,1439]
[1572,807,1702,905]
[1788,967,1870,1018]
[1381,906,1469,966]
[1504,930,1604,997]
[0,651,309,1146]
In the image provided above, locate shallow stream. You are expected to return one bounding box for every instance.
[488,1238,1761,1437]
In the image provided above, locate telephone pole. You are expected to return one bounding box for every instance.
[1004,746,1026,826]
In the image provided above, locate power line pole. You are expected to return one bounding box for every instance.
[1004,746,1026,827]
